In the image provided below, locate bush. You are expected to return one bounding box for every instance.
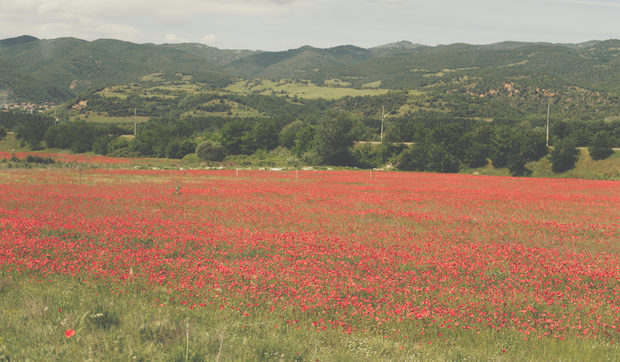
[279,121,303,149]
[25,155,55,164]
[397,143,459,173]
[196,140,226,162]
[463,144,488,168]
[166,139,195,159]
[397,145,426,172]
[352,143,382,169]
[106,137,130,154]
[550,138,580,173]
[425,144,460,173]
[314,113,354,166]
[92,135,114,155]
[588,131,614,160]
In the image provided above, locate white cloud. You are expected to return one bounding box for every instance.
[0,0,617,49]
[201,34,218,45]
[364,0,407,3]
[550,0,620,9]
[0,0,298,16]
[164,34,189,43]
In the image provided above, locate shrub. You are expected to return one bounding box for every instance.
[588,131,614,160]
[550,138,580,173]
[196,140,226,162]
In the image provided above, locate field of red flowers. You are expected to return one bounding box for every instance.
[0,169,618,358]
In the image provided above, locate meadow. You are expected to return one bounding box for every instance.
[0,168,618,360]
[225,79,389,100]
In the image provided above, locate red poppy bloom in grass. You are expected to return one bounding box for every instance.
[65,329,75,338]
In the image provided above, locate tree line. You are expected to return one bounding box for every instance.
[1,102,617,174]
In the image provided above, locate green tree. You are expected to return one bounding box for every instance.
[462,124,493,168]
[588,131,614,160]
[314,113,354,165]
[106,137,131,155]
[489,126,512,168]
[397,143,427,172]
[425,144,460,173]
[166,139,195,159]
[279,121,303,149]
[253,119,279,151]
[293,123,314,157]
[352,143,381,169]
[92,135,114,155]
[550,138,580,173]
[16,114,53,149]
[221,120,253,155]
[196,140,226,162]
[377,142,407,166]
[463,143,488,168]
[490,125,547,176]
[131,122,169,157]
[0,127,6,140]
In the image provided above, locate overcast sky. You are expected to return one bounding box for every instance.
[1,0,618,50]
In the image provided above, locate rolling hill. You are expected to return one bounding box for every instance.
[1,35,619,120]
[0,36,230,103]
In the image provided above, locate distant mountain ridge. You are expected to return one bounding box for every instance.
[1,35,619,103]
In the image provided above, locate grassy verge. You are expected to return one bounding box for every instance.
[467,149,620,180]
[1,272,616,361]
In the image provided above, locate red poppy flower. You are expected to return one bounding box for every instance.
[65,329,75,338]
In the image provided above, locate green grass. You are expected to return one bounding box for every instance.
[97,87,132,99]
[323,79,352,87]
[1,269,616,361]
[466,149,620,180]
[225,79,389,100]
[362,81,382,89]
[180,99,264,119]
[70,112,149,124]
[0,132,29,152]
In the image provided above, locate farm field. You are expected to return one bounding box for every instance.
[70,113,150,124]
[0,169,618,360]
[225,79,390,100]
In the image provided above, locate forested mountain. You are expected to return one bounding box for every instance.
[222,45,373,80]
[160,43,256,67]
[2,36,618,176]
[0,36,230,102]
[2,35,620,105]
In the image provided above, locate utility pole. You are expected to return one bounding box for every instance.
[546,103,550,147]
[381,104,385,142]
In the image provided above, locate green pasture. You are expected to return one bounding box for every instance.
[70,112,149,124]
[97,84,202,100]
[225,79,389,100]
[181,99,264,119]
[465,148,620,180]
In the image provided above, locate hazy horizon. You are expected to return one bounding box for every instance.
[1,0,619,51]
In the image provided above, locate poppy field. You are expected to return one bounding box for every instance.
[0,168,618,360]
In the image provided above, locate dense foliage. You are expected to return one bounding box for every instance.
[550,138,580,173]
[2,89,619,173]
